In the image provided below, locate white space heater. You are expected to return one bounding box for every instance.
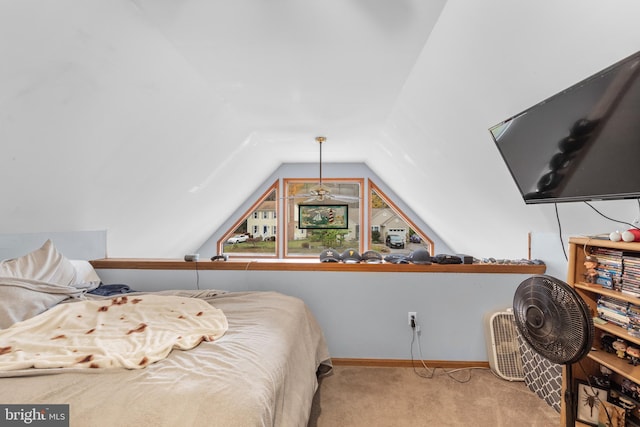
[484,308,525,381]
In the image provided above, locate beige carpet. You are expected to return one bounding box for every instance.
[309,365,559,427]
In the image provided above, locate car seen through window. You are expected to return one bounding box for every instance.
[227,234,249,244]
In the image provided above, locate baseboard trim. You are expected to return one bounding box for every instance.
[330,358,490,369]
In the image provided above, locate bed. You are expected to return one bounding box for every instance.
[0,239,332,427]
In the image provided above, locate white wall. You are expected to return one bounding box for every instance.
[2,1,640,261]
[381,0,640,259]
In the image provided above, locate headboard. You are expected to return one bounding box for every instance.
[0,230,107,261]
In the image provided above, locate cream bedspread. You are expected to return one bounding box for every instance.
[0,290,332,427]
[0,294,228,371]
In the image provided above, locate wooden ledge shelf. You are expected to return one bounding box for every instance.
[90,258,546,274]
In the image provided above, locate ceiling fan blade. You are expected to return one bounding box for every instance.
[330,194,361,201]
[287,137,364,203]
[282,193,313,199]
[281,194,361,203]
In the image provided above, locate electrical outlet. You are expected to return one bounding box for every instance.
[408,312,417,327]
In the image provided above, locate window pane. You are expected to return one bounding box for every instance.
[222,188,277,256]
[217,174,435,260]
[371,187,431,256]
[285,180,361,257]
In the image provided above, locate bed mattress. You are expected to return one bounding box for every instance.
[0,289,332,427]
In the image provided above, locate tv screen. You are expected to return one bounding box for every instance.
[490,50,640,204]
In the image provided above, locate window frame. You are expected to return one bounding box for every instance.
[217,181,279,258]
[215,173,435,259]
[284,177,364,258]
[369,180,433,255]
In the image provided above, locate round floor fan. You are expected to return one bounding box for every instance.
[513,274,594,427]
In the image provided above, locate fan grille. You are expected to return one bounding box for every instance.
[513,275,594,365]
[486,311,524,381]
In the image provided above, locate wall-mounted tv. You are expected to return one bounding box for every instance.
[490,50,640,204]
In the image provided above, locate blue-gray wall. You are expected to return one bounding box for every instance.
[96,267,536,361]
[1,230,562,362]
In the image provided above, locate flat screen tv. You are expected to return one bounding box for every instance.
[490,50,640,204]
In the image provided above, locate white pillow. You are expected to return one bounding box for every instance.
[0,239,77,285]
[0,240,81,328]
[0,278,82,329]
[69,260,101,290]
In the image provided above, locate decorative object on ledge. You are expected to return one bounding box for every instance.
[298,204,348,229]
[89,258,547,274]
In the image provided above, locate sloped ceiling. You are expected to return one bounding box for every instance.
[1,0,640,258]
